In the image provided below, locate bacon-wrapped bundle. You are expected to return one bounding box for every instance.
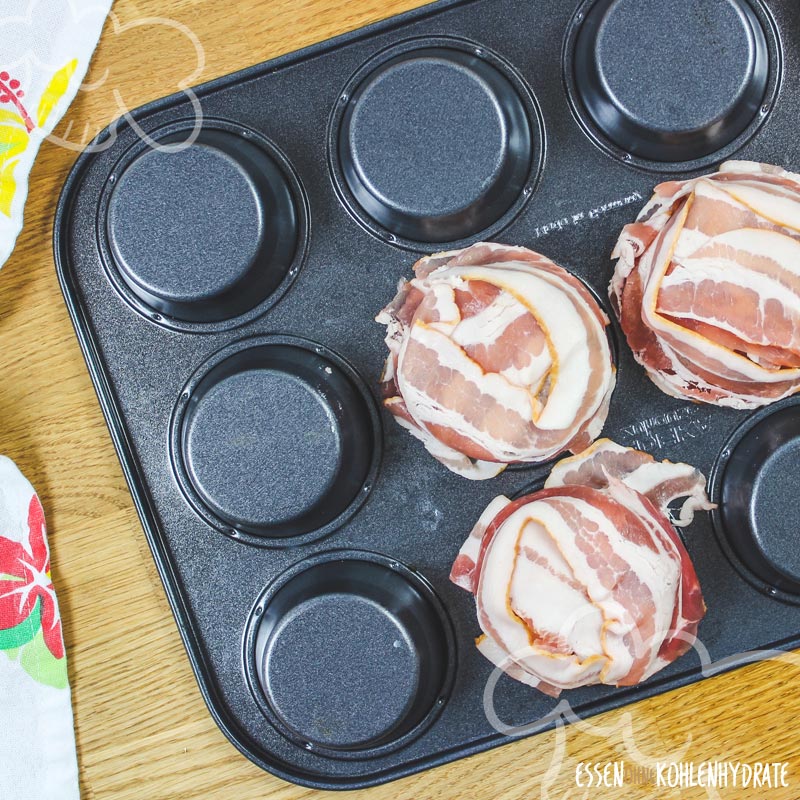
[377,242,616,479]
[612,161,800,408]
[450,440,712,696]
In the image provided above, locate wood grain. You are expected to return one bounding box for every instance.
[0,1,798,798]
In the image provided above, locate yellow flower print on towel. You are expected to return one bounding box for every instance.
[0,60,78,216]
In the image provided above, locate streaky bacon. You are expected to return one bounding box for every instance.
[377,242,616,479]
[545,438,715,527]
[611,160,800,408]
[450,440,709,696]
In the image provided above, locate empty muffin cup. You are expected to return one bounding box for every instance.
[245,550,455,757]
[330,37,539,246]
[711,400,800,603]
[103,122,306,329]
[568,0,774,165]
[170,335,381,546]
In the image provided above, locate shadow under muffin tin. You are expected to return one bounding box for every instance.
[55,0,800,790]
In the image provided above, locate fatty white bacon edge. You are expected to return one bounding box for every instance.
[546,438,716,527]
[611,160,800,409]
[450,441,708,696]
[377,242,616,479]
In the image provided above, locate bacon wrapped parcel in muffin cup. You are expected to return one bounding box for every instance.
[611,161,800,409]
[451,440,713,696]
[377,242,616,479]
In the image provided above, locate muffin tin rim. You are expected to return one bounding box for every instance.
[561,0,783,173]
[709,395,800,605]
[242,548,458,761]
[327,33,546,252]
[168,333,383,548]
[96,117,311,334]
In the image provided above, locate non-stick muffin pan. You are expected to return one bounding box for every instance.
[54,0,800,789]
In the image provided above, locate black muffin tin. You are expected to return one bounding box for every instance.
[54,0,800,789]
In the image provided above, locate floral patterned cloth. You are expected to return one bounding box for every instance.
[1,4,113,796]
[0,456,78,800]
[0,0,112,270]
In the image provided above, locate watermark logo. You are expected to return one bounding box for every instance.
[481,613,798,798]
[575,760,790,791]
[0,0,206,155]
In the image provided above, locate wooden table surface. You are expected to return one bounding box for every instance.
[1,0,799,798]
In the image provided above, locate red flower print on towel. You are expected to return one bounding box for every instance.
[0,70,34,132]
[0,495,63,659]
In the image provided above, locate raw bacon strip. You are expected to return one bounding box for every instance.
[377,242,616,479]
[450,495,510,591]
[611,161,800,409]
[450,440,709,696]
[545,438,715,527]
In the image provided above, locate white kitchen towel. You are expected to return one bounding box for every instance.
[0,0,112,270]
[0,456,78,800]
